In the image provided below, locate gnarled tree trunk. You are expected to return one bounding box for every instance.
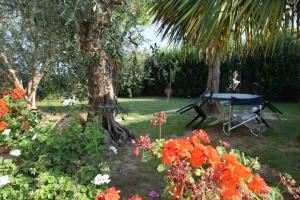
[80,19,133,144]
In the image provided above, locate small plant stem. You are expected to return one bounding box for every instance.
[159,123,162,139]
[141,149,144,161]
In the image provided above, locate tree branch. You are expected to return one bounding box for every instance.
[0,52,23,89]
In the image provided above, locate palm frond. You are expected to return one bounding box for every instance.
[150,0,298,52]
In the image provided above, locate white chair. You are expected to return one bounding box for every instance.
[223,97,263,137]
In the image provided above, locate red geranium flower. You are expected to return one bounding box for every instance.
[134,135,153,150]
[0,99,9,116]
[192,129,210,144]
[248,175,269,195]
[11,88,25,99]
[128,195,144,200]
[0,121,7,131]
[190,146,208,168]
[161,138,194,165]
[153,111,167,124]
[150,119,158,127]
[95,187,120,200]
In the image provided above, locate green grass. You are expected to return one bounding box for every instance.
[37,97,300,197]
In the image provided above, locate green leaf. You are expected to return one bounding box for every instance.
[157,163,166,172]
[142,150,152,162]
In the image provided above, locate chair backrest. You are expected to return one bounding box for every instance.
[230,97,263,106]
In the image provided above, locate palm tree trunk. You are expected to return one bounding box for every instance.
[205,46,223,114]
[206,46,221,93]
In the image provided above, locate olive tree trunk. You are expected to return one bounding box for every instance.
[0,52,48,109]
[26,74,44,109]
[80,19,133,144]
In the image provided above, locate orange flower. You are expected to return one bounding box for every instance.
[161,138,194,165]
[206,145,220,166]
[212,154,253,200]
[233,163,252,180]
[192,129,210,144]
[221,154,251,180]
[11,88,25,99]
[221,154,238,164]
[0,99,9,116]
[128,195,144,200]
[190,146,208,168]
[220,183,241,200]
[247,175,269,195]
[0,121,7,131]
[95,187,120,200]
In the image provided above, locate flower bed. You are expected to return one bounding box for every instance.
[0,89,299,200]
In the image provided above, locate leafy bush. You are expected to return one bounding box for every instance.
[143,47,206,98]
[0,88,112,199]
[142,42,299,101]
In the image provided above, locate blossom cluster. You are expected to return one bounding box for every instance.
[159,129,269,200]
[95,187,120,200]
[0,175,10,188]
[133,135,153,157]
[0,99,9,117]
[0,88,27,132]
[62,96,76,106]
[94,187,145,200]
[0,88,32,134]
[93,174,111,185]
[150,111,167,127]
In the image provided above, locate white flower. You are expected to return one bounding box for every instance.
[32,134,37,140]
[109,146,118,155]
[62,96,76,106]
[9,149,21,157]
[1,129,11,136]
[0,175,10,188]
[92,174,110,185]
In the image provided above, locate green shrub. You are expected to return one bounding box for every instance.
[142,42,299,101]
[0,89,112,199]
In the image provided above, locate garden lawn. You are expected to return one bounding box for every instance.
[37,98,300,198]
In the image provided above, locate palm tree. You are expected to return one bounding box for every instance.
[151,0,299,93]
